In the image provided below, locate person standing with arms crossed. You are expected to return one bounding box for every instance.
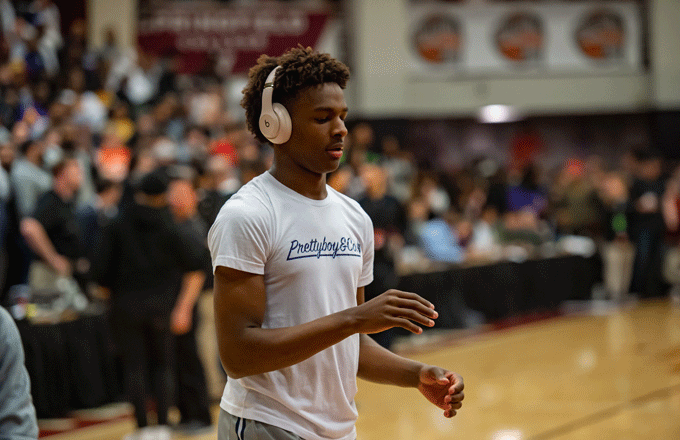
[208,46,464,440]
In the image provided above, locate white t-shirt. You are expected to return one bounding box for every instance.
[208,171,374,440]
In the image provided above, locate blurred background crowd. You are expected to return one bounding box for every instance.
[1,0,680,435]
[2,1,680,310]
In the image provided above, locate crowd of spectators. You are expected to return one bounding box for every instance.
[1,0,680,431]
[333,120,680,302]
[2,1,680,309]
[341,133,680,303]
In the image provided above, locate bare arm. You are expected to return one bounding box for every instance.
[213,266,437,379]
[20,217,70,275]
[356,287,427,387]
[356,287,465,418]
[662,183,679,232]
[170,270,206,335]
[213,266,356,379]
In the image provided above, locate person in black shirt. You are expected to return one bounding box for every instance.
[167,172,213,434]
[358,163,407,349]
[96,168,205,439]
[21,155,89,290]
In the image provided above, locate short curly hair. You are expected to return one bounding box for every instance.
[240,45,350,144]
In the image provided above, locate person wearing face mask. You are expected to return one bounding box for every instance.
[95,168,205,440]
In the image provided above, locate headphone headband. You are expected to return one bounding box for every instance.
[259,65,292,144]
[261,66,279,115]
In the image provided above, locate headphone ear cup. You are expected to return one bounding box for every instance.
[259,109,280,141]
[270,103,292,144]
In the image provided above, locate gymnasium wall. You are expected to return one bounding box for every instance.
[86,0,680,118]
[649,0,680,110]
[87,0,138,51]
[350,0,680,118]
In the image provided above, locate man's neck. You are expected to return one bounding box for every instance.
[269,161,327,201]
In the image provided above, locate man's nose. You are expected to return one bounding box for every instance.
[333,117,348,138]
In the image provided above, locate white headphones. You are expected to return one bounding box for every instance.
[259,66,292,144]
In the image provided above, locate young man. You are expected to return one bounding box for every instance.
[208,46,464,440]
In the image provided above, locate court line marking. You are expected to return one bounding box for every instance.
[528,383,680,440]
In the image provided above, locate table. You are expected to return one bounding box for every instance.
[397,254,601,326]
[16,313,122,418]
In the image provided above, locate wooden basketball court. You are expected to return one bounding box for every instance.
[43,299,680,440]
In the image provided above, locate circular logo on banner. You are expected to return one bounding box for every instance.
[495,12,544,63]
[412,14,463,65]
[576,10,625,61]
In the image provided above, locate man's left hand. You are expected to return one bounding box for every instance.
[417,366,464,418]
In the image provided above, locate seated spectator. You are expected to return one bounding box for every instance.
[418,209,471,264]
[506,162,547,215]
[498,209,552,249]
[466,205,503,264]
[380,135,416,204]
[404,196,430,247]
[411,169,451,218]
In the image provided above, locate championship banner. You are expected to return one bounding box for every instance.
[409,1,642,76]
[137,1,333,74]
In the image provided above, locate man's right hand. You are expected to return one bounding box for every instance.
[349,289,438,335]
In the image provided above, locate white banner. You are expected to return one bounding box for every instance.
[408,1,643,76]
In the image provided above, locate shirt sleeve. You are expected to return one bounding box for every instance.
[358,211,374,288]
[0,308,39,440]
[208,197,272,275]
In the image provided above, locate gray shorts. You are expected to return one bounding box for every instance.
[218,409,302,440]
